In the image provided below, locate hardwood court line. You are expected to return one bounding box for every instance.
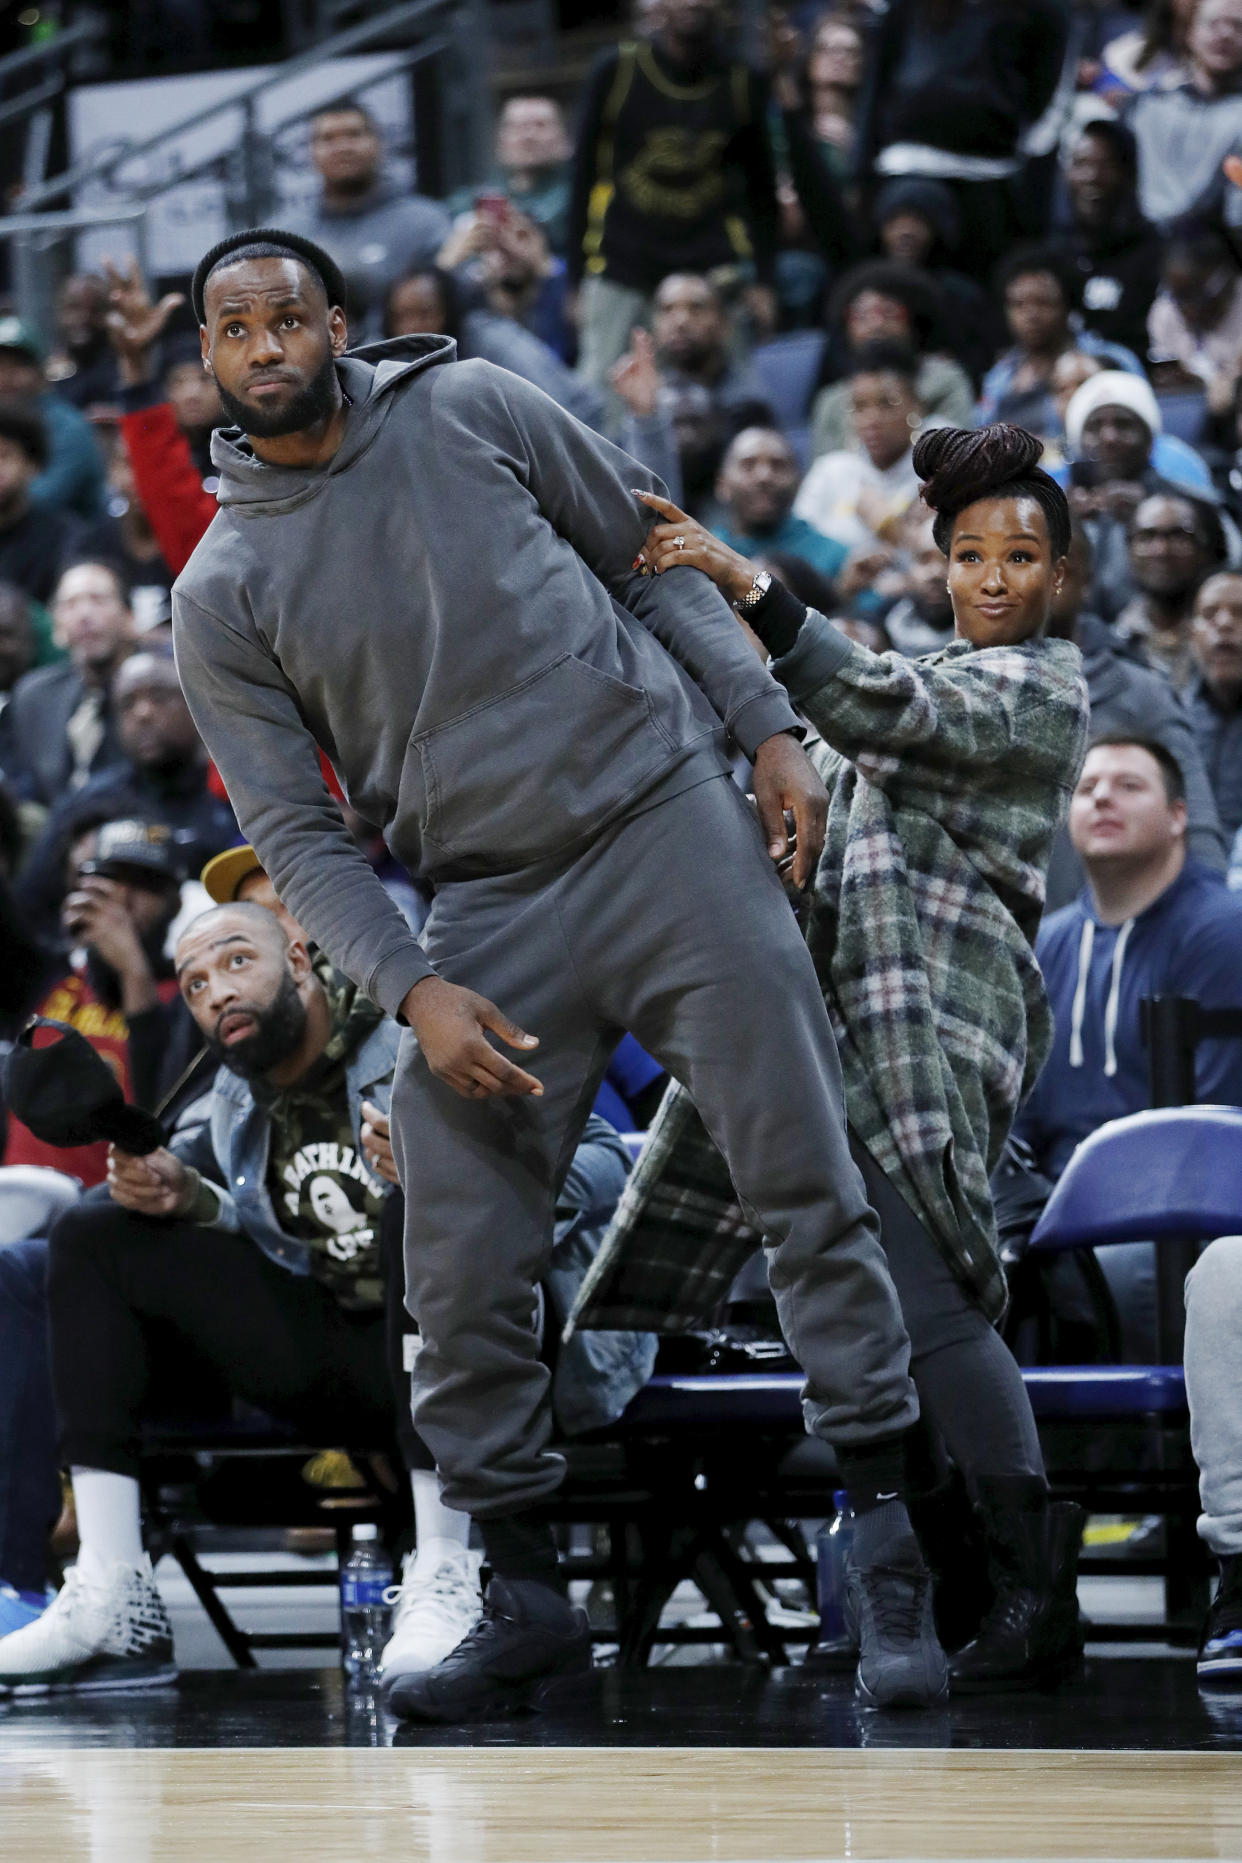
[1,1747,1240,1861]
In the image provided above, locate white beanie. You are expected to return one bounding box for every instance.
[1064,369,1161,452]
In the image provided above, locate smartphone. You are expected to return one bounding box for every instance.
[1069,459,1100,491]
[475,191,511,225]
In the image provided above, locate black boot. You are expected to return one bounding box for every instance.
[949,1482,1085,1693]
[909,1473,994,1654]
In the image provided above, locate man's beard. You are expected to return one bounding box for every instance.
[214,350,340,440]
[206,969,308,1079]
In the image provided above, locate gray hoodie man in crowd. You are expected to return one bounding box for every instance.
[170,227,943,1721]
[283,100,451,340]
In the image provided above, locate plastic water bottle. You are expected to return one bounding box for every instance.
[808,1490,857,1670]
[340,1524,392,1685]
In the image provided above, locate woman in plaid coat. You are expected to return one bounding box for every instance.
[583,425,1090,1690]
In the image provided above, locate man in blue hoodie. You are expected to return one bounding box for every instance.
[1016,733,1242,1354]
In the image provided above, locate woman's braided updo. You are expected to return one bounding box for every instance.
[913,424,1071,559]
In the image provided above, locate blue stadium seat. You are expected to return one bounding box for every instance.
[1030,1107,1242,1252]
[1023,1365,1186,1419]
[751,332,827,430]
[1023,1106,1242,1631]
[622,1371,803,1429]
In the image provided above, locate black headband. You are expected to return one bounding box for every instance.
[192,226,347,323]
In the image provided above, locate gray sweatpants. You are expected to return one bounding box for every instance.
[1184,1236,1242,1557]
[390,774,917,1518]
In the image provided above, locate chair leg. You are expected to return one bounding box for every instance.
[691,1544,776,1666]
[621,1521,696,1667]
[706,1534,789,1665]
[171,1533,256,1669]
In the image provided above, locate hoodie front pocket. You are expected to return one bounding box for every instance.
[406,653,680,867]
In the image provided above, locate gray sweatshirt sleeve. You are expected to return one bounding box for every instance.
[482,369,800,757]
[173,591,434,1017]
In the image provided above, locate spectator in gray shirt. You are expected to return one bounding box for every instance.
[1129,0,1242,230]
[283,99,451,340]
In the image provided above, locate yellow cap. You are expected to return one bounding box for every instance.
[200,844,265,904]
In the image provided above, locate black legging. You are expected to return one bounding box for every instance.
[849,1134,1044,1489]
[47,1189,434,1477]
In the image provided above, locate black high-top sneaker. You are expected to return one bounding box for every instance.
[949,1486,1085,1693]
[844,1501,949,1709]
[1198,1554,1242,1686]
[383,1573,591,1722]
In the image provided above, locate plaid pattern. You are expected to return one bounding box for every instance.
[572,629,1088,1337]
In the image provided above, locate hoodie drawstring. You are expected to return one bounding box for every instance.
[1069,919,1094,1068]
[1102,917,1135,1079]
[1068,913,1135,1076]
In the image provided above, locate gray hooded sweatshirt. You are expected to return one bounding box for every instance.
[172,336,799,1020]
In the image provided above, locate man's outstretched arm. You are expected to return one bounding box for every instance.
[173,591,545,1098]
[173,591,433,1016]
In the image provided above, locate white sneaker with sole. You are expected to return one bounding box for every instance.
[0,1552,176,1695]
[379,1545,482,1685]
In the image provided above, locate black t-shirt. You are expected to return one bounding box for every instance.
[0,502,82,604]
[258,1036,389,1312]
[76,515,174,632]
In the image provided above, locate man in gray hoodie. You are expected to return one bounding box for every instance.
[171,227,940,1720]
[283,100,451,341]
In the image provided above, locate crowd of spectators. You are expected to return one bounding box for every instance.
[2,0,1242,1696]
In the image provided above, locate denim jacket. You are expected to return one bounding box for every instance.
[548,1115,657,1435]
[172,1017,400,1277]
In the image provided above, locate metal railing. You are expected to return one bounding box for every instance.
[3,0,492,328]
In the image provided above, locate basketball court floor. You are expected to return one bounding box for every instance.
[1,1558,1238,1858]
[2,1655,1240,1859]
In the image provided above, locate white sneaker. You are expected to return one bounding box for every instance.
[0,1552,176,1695]
[379,1544,482,1684]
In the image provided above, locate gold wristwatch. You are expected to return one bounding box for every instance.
[734,569,773,612]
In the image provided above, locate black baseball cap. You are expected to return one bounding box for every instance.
[86,818,182,889]
[192,227,347,323]
[2,1018,165,1156]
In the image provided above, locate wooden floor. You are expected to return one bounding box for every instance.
[1,1747,1240,1861]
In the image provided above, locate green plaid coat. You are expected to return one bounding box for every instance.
[572,618,1089,1336]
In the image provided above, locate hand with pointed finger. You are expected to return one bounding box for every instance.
[751,732,827,891]
[632,489,756,603]
[610,328,663,420]
[101,254,185,387]
[399,975,542,1100]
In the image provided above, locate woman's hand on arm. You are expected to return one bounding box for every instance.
[633,491,756,604]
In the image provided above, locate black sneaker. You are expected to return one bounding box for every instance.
[383,1574,591,1722]
[845,1524,948,1710]
[1199,1555,1242,1687]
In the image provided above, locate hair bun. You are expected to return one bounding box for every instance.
[913,424,1044,513]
